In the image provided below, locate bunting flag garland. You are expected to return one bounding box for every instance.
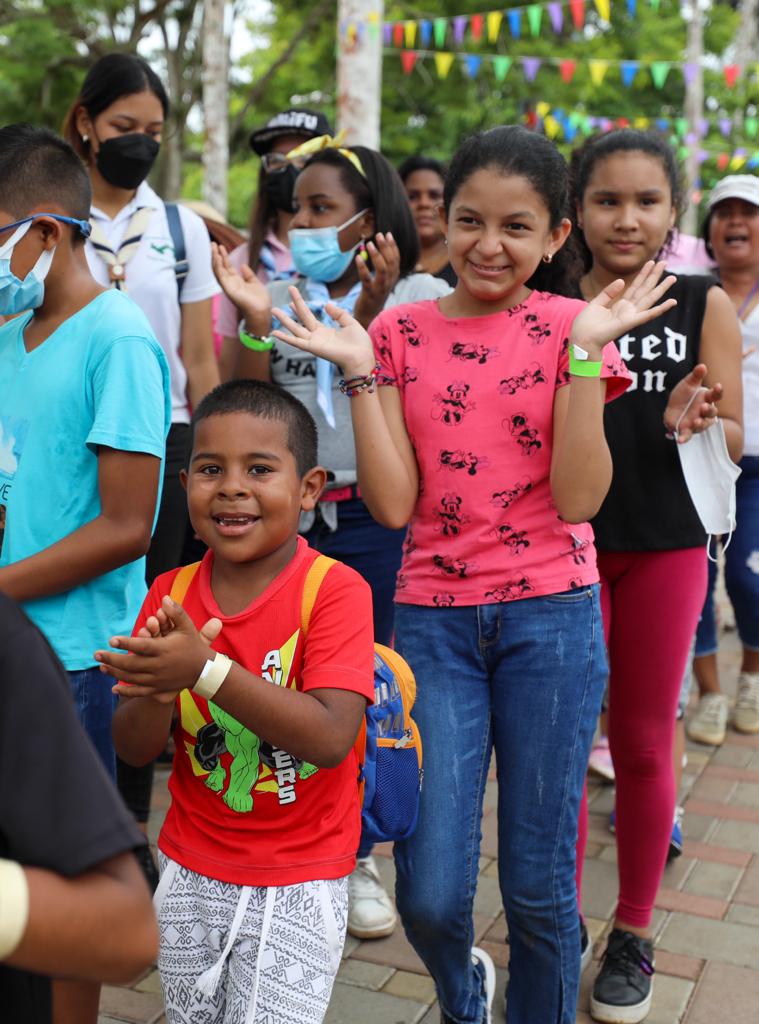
[594,0,611,19]
[389,48,753,92]
[404,20,416,47]
[471,13,484,39]
[548,1,564,31]
[433,17,447,47]
[508,9,522,38]
[453,15,468,43]
[419,19,432,47]
[724,64,740,88]
[392,22,403,47]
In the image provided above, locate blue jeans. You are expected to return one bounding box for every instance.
[68,666,118,780]
[393,588,607,1024]
[695,455,759,656]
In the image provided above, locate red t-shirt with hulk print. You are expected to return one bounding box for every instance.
[133,538,374,886]
[369,294,630,607]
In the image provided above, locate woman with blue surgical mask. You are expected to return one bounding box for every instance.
[213,137,451,943]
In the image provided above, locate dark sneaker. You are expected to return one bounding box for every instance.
[581,918,593,973]
[590,929,654,1023]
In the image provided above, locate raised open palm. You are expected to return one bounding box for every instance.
[271,286,377,377]
[574,261,677,354]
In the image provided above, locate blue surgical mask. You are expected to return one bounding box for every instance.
[288,208,368,283]
[0,214,91,316]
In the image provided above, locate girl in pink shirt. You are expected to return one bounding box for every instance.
[272,126,675,1024]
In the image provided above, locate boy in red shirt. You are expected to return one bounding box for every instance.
[96,379,374,1024]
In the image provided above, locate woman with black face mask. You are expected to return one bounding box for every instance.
[215,108,331,379]
[63,52,220,892]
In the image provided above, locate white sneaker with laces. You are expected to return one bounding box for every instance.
[347,855,397,939]
[471,946,496,1024]
[733,673,759,734]
[687,693,729,746]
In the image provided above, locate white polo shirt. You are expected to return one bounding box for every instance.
[87,182,220,424]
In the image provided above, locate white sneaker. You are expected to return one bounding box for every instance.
[347,856,397,939]
[733,673,759,734]
[472,946,496,1024]
[687,693,729,745]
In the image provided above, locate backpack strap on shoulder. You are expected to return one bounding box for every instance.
[169,561,202,605]
[165,202,189,299]
[300,554,337,634]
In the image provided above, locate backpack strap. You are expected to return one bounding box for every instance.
[300,554,337,634]
[165,202,189,299]
[169,561,202,605]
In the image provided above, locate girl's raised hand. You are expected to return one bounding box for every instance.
[211,241,271,320]
[271,286,377,378]
[573,261,677,356]
[353,232,401,328]
[663,364,722,443]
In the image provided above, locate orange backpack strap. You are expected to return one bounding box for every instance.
[169,561,202,605]
[300,554,337,635]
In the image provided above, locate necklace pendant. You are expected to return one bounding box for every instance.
[109,263,125,282]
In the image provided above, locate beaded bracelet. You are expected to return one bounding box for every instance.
[338,363,381,396]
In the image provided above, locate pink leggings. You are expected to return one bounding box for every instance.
[576,548,707,929]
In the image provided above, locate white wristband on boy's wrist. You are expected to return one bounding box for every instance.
[0,859,29,959]
[193,652,233,701]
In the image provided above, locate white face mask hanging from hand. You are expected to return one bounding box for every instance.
[674,388,741,561]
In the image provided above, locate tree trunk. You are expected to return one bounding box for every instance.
[201,0,229,218]
[336,0,383,147]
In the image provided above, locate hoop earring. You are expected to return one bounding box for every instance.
[542,252,553,264]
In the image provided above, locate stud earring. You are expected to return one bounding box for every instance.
[542,251,553,264]
[82,133,89,143]
[443,238,448,246]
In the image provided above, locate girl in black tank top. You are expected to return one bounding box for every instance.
[569,130,744,1024]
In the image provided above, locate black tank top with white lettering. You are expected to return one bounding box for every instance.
[591,273,716,551]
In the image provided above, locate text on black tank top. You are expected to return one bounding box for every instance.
[591,274,715,552]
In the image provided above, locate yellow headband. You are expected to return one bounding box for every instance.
[285,132,367,179]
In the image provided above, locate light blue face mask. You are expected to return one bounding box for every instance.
[288,208,368,283]
[0,214,91,316]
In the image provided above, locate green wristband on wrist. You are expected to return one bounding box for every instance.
[569,344,603,378]
[239,326,275,352]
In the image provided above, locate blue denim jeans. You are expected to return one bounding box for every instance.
[68,666,118,780]
[393,588,607,1024]
[695,455,759,656]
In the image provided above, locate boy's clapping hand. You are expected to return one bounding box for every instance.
[95,598,222,701]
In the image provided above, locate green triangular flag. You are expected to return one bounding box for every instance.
[493,55,513,81]
[649,0,660,8]
[746,117,758,139]
[527,5,543,35]
[650,62,670,89]
[675,117,688,136]
[433,17,448,47]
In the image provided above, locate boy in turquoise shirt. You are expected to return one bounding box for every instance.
[0,124,171,782]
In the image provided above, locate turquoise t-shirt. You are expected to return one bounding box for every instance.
[0,289,171,669]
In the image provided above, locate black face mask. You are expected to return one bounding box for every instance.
[95,133,160,190]
[264,164,299,213]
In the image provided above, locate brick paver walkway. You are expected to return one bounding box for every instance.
[100,627,759,1024]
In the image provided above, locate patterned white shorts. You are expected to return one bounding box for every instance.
[154,855,348,1024]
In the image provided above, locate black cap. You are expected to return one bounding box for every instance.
[249,108,332,156]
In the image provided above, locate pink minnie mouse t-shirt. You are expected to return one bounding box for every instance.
[370,293,630,607]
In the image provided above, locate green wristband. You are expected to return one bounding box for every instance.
[239,326,275,352]
[569,344,603,378]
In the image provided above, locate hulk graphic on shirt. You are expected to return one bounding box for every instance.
[198,702,317,813]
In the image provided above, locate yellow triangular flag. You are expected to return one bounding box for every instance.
[544,115,561,139]
[730,155,748,170]
[536,100,551,119]
[594,0,611,20]
[634,116,650,129]
[404,20,417,47]
[589,59,609,86]
[435,52,456,79]
[487,11,503,42]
